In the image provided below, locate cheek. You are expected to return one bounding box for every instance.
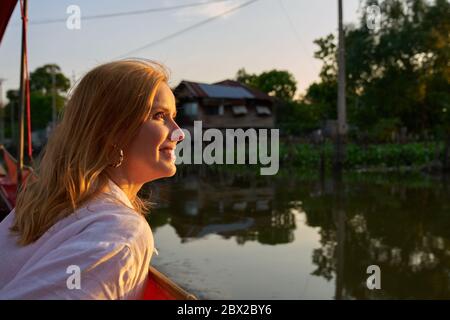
[131,123,167,159]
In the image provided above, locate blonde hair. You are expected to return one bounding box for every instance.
[11,59,169,245]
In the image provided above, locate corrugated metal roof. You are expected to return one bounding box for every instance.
[184,81,207,97]
[197,83,254,99]
[175,80,273,101]
[214,80,273,100]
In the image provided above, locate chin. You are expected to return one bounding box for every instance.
[167,168,177,177]
[161,164,177,178]
[151,161,177,180]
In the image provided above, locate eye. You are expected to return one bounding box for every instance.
[153,111,166,120]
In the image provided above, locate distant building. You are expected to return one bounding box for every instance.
[173,80,275,132]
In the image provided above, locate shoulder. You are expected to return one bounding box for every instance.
[64,197,154,251]
[0,240,149,299]
[41,198,155,273]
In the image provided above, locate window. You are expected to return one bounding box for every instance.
[183,102,198,116]
[232,105,248,116]
[205,104,224,116]
[205,105,219,115]
[256,105,271,116]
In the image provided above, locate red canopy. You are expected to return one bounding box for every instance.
[0,0,17,44]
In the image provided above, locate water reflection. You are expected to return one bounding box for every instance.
[149,172,296,246]
[142,170,450,299]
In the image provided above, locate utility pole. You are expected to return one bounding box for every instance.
[334,0,347,172]
[17,0,28,190]
[10,95,15,146]
[0,78,5,144]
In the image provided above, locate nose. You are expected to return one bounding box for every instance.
[170,127,185,142]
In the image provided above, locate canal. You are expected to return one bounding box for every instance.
[143,169,450,299]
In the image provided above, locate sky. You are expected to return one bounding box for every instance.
[0,0,363,103]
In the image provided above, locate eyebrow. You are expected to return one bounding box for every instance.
[153,105,177,118]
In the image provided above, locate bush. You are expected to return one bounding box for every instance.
[281,142,439,170]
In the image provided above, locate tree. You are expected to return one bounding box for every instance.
[236,68,259,89]
[236,68,297,101]
[4,64,70,139]
[30,64,70,95]
[308,0,449,145]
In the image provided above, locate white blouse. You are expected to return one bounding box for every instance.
[0,179,154,300]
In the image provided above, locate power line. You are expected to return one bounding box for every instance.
[276,0,317,77]
[277,0,309,54]
[117,0,261,58]
[29,0,233,25]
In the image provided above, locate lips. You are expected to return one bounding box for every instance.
[159,146,176,161]
[159,143,176,151]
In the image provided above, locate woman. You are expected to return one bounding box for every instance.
[0,59,184,299]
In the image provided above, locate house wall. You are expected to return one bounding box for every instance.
[174,83,275,129]
[178,99,273,129]
[200,103,274,128]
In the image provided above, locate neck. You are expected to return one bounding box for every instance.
[106,171,143,203]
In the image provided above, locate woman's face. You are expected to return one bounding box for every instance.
[121,82,184,184]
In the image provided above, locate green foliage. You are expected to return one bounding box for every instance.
[30,64,70,95]
[4,64,70,136]
[367,117,401,142]
[236,68,297,101]
[303,81,337,121]
[281,141,440,169]
[234,0,449,143]
[280,143,323,168]
[313,34,337,83]
[305,0,450,139]
[28,92,66,130]
[277,100,324,135]
[344,142,436,168]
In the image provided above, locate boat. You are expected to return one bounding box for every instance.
[145,266,197,300]
[0,0,197,300]
[0,144,33,211]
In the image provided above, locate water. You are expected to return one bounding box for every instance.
[142,169,450,299]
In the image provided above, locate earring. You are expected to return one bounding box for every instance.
[109,144,124,168]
